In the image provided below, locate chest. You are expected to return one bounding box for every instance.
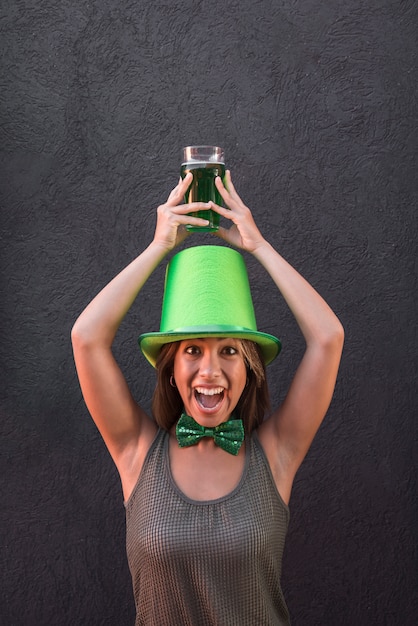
[126,433,289,569]
[129,475,280,570]
[169,441,246,501]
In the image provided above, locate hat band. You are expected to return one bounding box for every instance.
[159,324,257,334]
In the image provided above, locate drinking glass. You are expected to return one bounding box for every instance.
[180,145,225,232]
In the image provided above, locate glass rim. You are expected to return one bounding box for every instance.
[182,145,224,163]
[182,145,223,150]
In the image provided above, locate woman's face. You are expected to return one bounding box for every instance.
[173,337,247,427]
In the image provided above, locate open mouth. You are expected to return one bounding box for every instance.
[194,386,225,410]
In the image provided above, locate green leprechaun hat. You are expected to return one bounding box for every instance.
[138,245,281,367]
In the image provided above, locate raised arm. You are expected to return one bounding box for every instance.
[71,174,211,497]
[212,172,344,502]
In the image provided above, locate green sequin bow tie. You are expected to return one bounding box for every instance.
[176,412,245,456]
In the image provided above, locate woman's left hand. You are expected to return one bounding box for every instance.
[210,171,266,253]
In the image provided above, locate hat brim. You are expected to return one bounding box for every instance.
[138,325,281,368]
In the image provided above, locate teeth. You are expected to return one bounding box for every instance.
[195,387,224,396]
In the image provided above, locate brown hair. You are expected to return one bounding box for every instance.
[151,339,270,434]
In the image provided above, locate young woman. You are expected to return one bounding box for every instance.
[72,171,344,625]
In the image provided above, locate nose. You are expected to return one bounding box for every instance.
[199,347,221,378]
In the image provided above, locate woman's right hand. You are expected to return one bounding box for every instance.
[153,173,212,250]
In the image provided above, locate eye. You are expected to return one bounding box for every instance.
[184,344,201,356]
[222,345,239,356]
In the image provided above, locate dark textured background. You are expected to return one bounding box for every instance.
[1,0,417,624]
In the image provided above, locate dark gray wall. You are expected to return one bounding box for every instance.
[1,1,416,624]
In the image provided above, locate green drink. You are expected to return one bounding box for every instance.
[181,146,225,232]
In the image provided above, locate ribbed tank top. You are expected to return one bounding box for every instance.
[125,429,290,625]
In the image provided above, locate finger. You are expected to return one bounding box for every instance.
[167,173,192,204]
[173,201,212,215]
[215,170,232,192]
[214,176,233,204]
[177,215,211,228]
[209,224,238,246]
[224,170,236,194]
[168,173,191,198]
[215,172,241,203]
[208,201,233,219]
[223,170,241,202]
[215,174,228,193]
[214,179,242,212]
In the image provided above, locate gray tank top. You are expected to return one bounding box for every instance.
[125,429,290,625]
